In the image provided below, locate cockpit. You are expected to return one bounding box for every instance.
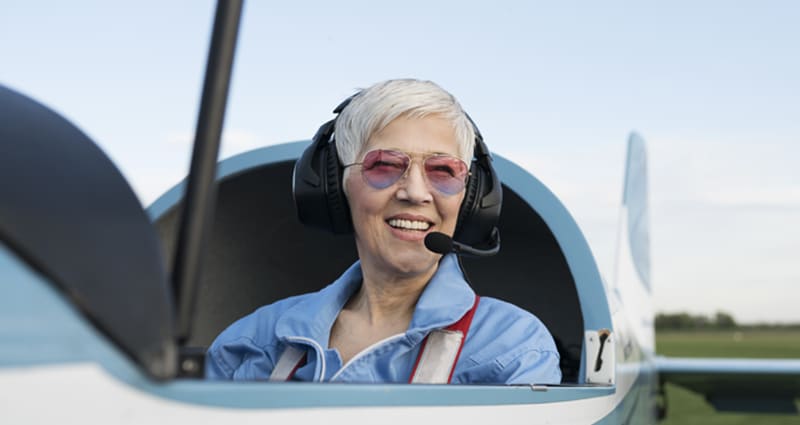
[0,83,613,384]
[150,141,609,384]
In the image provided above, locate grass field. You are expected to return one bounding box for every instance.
[656,329,800,424]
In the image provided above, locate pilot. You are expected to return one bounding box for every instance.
[205,79,561,384]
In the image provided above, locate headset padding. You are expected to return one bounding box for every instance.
[293,120,352,234]
[323,141,352,234]
[454,138,502,247]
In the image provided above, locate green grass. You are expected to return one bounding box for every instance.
[656,329,800,424]
[657,330,800,358]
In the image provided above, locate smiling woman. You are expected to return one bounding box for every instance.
[203,79,562,384]
[342,115,467,290]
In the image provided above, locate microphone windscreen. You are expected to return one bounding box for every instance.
[424,232,453,255]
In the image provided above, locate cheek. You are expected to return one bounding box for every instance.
[344,169,371,214]
[441,193,466,228]
[343,174,381,223]
[452,192,466,215]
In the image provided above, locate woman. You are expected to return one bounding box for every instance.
[205,79,561,384]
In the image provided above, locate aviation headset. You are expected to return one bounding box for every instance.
[292,93,503,250]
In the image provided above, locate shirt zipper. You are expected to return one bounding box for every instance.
[329,333,407,382]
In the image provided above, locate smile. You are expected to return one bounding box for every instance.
[387,218,431,231]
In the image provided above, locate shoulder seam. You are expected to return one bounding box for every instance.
[207,346,234,376]
[208,336,283,377]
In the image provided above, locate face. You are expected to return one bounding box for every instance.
[344,114,466,278]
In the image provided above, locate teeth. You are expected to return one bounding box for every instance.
[388,218,430,231]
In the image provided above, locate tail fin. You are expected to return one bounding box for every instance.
[615,132,651,291]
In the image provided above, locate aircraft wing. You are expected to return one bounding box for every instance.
[657,356,800,413]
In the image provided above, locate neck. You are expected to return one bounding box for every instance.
[327,257,441,364]
[347,260,438,325]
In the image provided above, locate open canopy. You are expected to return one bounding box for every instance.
[150,142,612,383]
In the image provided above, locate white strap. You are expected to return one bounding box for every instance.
[410,329,464,384]
[269,345,305,381]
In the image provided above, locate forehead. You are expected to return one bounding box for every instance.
[364,114,459,156]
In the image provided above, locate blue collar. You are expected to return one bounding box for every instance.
[274,254,475,346]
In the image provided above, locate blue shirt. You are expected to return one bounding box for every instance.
[206,254,561,384]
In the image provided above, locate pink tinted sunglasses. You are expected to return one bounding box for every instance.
[344,149,470,195]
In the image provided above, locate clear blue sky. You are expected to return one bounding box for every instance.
[2,1,798,322]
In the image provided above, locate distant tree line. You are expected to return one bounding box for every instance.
[656,312,800,330]
[656,311,737,330]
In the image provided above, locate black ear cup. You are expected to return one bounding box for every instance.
[293,100,502,251]
[293,120,353,234]
[453,137,502,247]
[323,140,352,233]
[455,160,482,240]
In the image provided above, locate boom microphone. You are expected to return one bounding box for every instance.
[424,231,500,258]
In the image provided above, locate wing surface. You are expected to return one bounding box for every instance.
[657,356,800,413]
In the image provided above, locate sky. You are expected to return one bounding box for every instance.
[2,1,798,323]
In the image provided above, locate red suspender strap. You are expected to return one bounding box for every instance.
[443,295,480,383]
[269,345,307,381]
[286,354,307,380]
[409,295,481,384]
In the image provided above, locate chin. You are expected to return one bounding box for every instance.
[380,249,440,277]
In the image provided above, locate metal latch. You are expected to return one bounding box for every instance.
[585,329,614,385]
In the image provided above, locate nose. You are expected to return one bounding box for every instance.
[396,160,433,204]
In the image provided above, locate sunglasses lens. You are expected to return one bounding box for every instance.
[424,156,469,195]
[361,150,409,189]
[359,150,468,195]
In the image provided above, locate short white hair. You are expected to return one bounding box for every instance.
[334,79,476,166]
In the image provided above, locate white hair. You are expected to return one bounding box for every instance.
[334,79,476,166]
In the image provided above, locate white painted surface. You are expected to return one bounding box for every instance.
[0,363,642,424]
